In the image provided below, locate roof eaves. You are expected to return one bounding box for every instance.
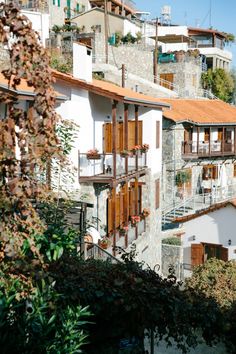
[124,96,171,109]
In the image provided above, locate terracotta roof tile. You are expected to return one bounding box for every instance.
[161,98,236,124]
[0,72,66,99]
[52,70,170,108]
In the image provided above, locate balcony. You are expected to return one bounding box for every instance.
[182,140,235,159]
[78,151,147,182]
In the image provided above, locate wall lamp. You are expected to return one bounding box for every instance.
[228,239,232,246]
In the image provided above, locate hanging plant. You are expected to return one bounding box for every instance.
[175,170,191,186]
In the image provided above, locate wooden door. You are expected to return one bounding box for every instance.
[191,243,204,266]
[160,73,174,90]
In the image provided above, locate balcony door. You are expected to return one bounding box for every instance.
[103,121,142,153]
[191,243,228,266]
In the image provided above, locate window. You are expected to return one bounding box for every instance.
[234,164,236,177]
[155,179,160,209]
[57,0,60,6]
[191,243,228,266]
[204,128,210,142]
[156,121,160,149]
[202,165,218,180]
[103,121,142,153]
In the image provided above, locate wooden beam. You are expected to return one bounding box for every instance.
[197,126,199,155]
[134,178,138,239]
[111,187,117,256]
[112,100,117,178]
[124,103,129,174]
[234,127,236,154]
[222,127,225,154]
[209,126,211,155]
[135,105,139,170]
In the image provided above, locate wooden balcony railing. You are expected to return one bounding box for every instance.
[78,151,147,180]
[182,140,235,158]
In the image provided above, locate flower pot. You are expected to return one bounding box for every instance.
[87,154,101,160]
[100,242,108,249]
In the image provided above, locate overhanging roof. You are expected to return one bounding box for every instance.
[161,98,236,125]
[150,34,196,44]
[53,70,170,109]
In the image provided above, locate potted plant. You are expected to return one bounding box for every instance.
[141,144,149,153]
[142,208,150,218]
[119,225,129,236]
[86,148,101,159]
[131,145,141,154]
[130,215,141,227]
[120,150,130,158]
[174,50,186,62]
[175,170,191,187]
[99,237,110,249]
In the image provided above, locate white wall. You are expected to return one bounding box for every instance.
[22,10,49,46]
[123,19,141,36]
[73,42,92,82]
[182,204,236,265]
[140,107,162,174]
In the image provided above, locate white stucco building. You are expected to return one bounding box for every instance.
[51,42,169,267]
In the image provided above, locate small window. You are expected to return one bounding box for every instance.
[156,121,160,149]
[53,0,56,5]
[155,179,160,209]
[202,165,218,180]
[234,164,236,177]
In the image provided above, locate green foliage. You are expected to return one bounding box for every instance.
[162,237,181,246]
[222,32,235,44]
[186,258,236,308]
[121,32,136,44]
[50,56,72,73]
[0,271,90,353]
[201,68,235,102]
[175,170,191,186]
[48,256,226,354]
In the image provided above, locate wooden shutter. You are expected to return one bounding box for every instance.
[128,121,142,149]
[115,194,120,228]
[128,121,135,150]
[155,179,160,209]
[221,247,228,262]
[129,187,135,216]
[120,192,125,225]
[103,123,112,153]
[107,197,113,233]
[191,243,204,266]
[156,121,160,148]
[117,123,124,152]
[218,128,223,141]
[138,185,142,215]
[204,128,210,142]
[212,165,218,179]
[138,121,142,145]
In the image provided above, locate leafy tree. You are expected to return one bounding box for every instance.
[201,68,234,102]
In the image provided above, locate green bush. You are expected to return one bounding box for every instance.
[162,237,181,246]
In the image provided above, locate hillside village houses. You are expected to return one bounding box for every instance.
[4,2,236,276]
[52,42,168,267]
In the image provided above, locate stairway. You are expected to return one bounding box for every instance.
[162,205,193,231]
[82,242,122,263]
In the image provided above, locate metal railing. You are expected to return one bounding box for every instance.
[182,140,235,157]
[162,183,236,227]
[78,151,147,179]
[82,241,122,263]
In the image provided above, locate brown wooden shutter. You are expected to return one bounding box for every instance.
[103,123,112,153]
[155,179,160,209]
[128,121,135,150]
[115,194,120,228]
[120,192,124,225]
[117,123,124,152]
[213,165,218,179]
[138,121,142,145]
[204,128,210,142]
[191,243,204,266]
[107,197,113,233]
[221,247,228,262]
[156,121,160,149]
[218,128,223,141]
[129,187,136,216]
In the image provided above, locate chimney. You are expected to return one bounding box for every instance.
[73,42,92,82]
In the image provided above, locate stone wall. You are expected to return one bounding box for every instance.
[158,59,202,97]
[162,122,236,210]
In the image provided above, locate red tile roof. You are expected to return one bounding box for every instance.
[161,98,236,125]
[53,70,170,109]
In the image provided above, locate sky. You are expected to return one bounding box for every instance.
[133,0,236,67]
